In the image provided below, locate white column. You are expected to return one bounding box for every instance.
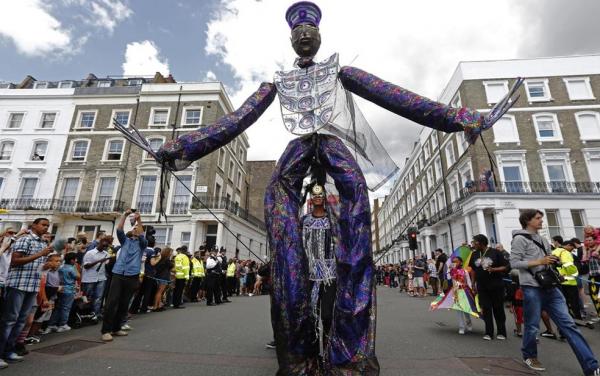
[464,213,473,243]
[494,210,504,247]
[424,236,432,259]
[189,220,198,252]
[476,209,487,237]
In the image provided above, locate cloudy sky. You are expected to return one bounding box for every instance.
[1,0,599,196]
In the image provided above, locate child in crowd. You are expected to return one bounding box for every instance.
[33,254,62,338]
[47,253,79,332]
[430,256,479,335]
[508,269,524,337]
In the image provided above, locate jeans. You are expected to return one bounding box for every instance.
[0,287,37,357]
[522,286,598,374]
[82,281,106,316]
[457,311,472,330]
[48,293,75,327]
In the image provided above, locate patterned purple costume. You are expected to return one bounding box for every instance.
[153,3,521,375]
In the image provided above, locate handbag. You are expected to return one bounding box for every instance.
[514,234,561,289]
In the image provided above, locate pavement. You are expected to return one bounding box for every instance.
[4,287,600,375]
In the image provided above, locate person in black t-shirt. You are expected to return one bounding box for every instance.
[470,234,509,340]
[434,249,448,291]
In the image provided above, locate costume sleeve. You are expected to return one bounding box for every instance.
[338,66,482,134]
[157,83,277,171]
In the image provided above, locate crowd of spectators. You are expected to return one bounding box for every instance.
[0,210,270,370]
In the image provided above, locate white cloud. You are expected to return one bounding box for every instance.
[0,0,72,56]
[122,40,170,76]
[89,0,132,33]
[205,0,526,186]
[204,70,217,81]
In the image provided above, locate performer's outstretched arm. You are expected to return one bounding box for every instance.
[338,66,482,134]
[156,82,277,170]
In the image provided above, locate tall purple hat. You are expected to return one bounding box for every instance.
[285,1,322,29]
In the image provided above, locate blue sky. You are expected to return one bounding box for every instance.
[0,0,236,87]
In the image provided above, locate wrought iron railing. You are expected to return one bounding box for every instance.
[0,198,125,213]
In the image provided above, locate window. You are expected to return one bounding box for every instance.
[171,175,192,214]
[483,81,508,104]
[146,138,164,160]
[228,161,234,181]
[456,132,468,155]
[546,163,568,192]
[571,210,586,240]
[0,141,14,161]
[238,146,244,161]
[61,178,79,202]
[78,111,96,128]
[539,150,573,193]
[127,79,142,86]
[7,113,24,129]
[38,112,56,129]
[502,165,524,193]
[237,171,242,189]
[575,112,600,141]
[427,167,433,188]
[431,133,438,148]
[33,82,48,89]
[215,182,222,199]
[533,113,562,142]
[564,77,594,100]
[154,227,172,245]
[434,157,442,181]
[20,178,38,199]
[112,110,131,127]
[30,141,48,161]
[183,108,202,126]
[496,150,529,193]
[97,81,111,88]
[545,209,561,238]
[58,81,73,89]
[450,92,462,108]
[423,141,430,160]
[137,176,157,214]
[180,232,191,248]
[492,115,519,144]
[445,142,455,166]
[97,177,116,204]
[218,149,225,169]
[105,140,124,161]
[525,79,551,102]
[150,108,169,126]
[71,140,89,161]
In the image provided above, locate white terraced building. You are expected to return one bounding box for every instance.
[376,54,600,264]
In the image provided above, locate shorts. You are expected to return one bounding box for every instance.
[413,277,424,288]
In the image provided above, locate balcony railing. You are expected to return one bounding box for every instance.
[191,196,266,230]
[420,181,599,228]
[0,198,125,213]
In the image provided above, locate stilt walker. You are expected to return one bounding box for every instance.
[115,2,522,374]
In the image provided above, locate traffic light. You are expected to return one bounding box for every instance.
[408,227,418,251]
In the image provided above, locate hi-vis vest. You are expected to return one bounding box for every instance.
[174,254,190,280]
[191,258,205,278]
[551,248,578,286]
[226,262,236,277]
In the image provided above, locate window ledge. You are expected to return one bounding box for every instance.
[73,127,94,131]
[570,97,596,101]
[35,128,55,131]
[1,128,23,131]
[527,98,553,103]
[537,139,564,145]
[24,161,46,165]
[148,124,168,127]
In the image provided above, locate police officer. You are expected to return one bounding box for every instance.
[173,247,190,308]
[205,251,222,306]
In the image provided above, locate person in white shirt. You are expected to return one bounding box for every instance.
[81,236,113,318]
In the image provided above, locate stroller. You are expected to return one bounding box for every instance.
[68,293,98,328]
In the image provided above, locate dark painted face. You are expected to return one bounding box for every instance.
[291,24,321,58]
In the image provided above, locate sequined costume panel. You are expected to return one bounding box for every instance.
[302,214,336,283]
[156,82,277,171]
[338,66,483,134]
[265,134,379,375]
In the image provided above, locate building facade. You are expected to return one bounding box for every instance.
[0,73,267,259]
[377,55,600,264]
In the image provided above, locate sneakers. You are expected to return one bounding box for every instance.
[5,352,24,363]
[496,334,506,340]
[0,359,7,369]
[458,329,465,335]
[524,358,545,371]
[25,336,41,344]
[541,330,557,339]
[112,330,128,336]
[466,324,473,332]
[101,333,113,342]
[45,325,58,333]
[589,368,600,376]
[56,325,71,333]
[265,341,276,349]
[483,335,492,341]
[121,324,132,331]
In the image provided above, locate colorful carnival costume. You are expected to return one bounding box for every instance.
[115,2,521,374]
[430,267,480,318]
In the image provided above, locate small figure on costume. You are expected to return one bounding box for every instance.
[430,256,480,335]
